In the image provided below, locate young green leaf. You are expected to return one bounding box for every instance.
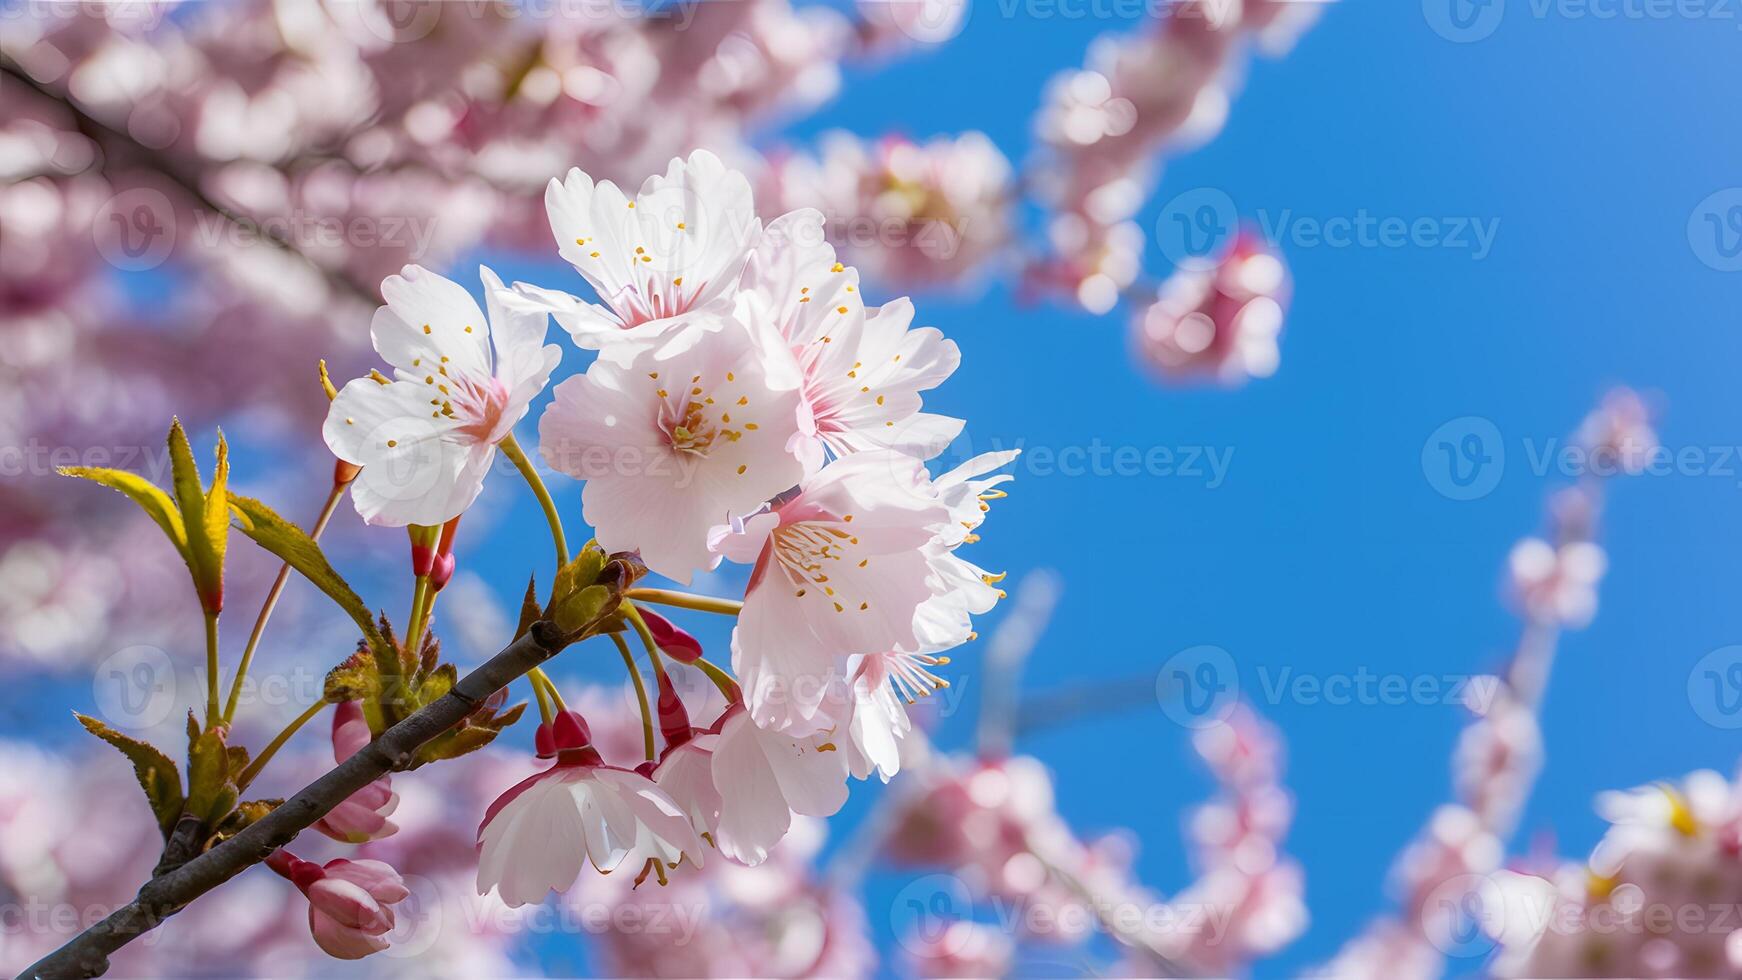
[57,467,189,561]
[167,420,225,613]
[75,713,184,836]
[229,494,383,649]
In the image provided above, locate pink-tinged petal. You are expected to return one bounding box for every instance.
[308,905,390,960]
[330,700,370,762]
[708,510,781,566]
[540,316,803,583]
[307,877,390,932]
[323,858,409,904]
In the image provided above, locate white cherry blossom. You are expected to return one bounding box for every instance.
[741,209,964,472]
[711,449,1015,736]
[709,704,849,867]
[516,149,762,365]
[476,756,705,908]
[537,315,804,583]
[323,265,558,527]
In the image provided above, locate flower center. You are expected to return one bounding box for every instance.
[652,370,747,458]
[772,519,864,613]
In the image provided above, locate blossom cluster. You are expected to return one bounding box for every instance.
[318,148,1015,915]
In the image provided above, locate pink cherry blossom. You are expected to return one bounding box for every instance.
[538,313,804,583]
[312,700,399,844]
[266,851,409,961]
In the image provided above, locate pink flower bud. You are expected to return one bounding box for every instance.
[655,668,693,749]
[638,608,704,663]
[313,701,399,843]
[268,851,408,960]
[536,709,594,759]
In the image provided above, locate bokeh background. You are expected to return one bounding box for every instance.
[4,0,1741,976]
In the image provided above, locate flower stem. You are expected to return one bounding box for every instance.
[203,612,221,729]
[623,588,742,616]
[529,668,555,725]
[611,632,656,761]
[501,432,567,570]
[694,658,742,703]
[236,700,329,790]
[622,601,665,676]
[223,483,346,725]
[404,574,431,657]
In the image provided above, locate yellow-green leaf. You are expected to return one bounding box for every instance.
[168,420,224,612]
[185,717,237,826]
[58,466,189,560]
[229,494,383,650]
[75,713,183,836]
[202,431,230,598]
[552,584,614,635]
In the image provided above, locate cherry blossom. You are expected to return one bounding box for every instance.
[265,851,410,961]
[538,313,804,583]
[739,209,965,470]
[476,717,706,907]
[323,264,559,527]
[516,149,763,365]
[709,450,1015,736]
[709,703,850,866]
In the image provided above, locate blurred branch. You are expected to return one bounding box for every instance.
[21,621,574,980]
[975,569,1063,757]
[0,55,380,306]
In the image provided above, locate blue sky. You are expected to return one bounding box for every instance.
[23,1,1742,975]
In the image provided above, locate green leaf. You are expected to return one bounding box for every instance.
[58,466,189,562]
[417,662,457,705]
[229,494,383,649]
[551,545,607,609]
[324,650,379,703]
[552,585,614,635]
[202,432,231,599]
[185,716,238,826]
[167,420,223,612]
[75,713,183,836]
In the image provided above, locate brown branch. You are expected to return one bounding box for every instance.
[21,621,574,980]
[0,56,380,306]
